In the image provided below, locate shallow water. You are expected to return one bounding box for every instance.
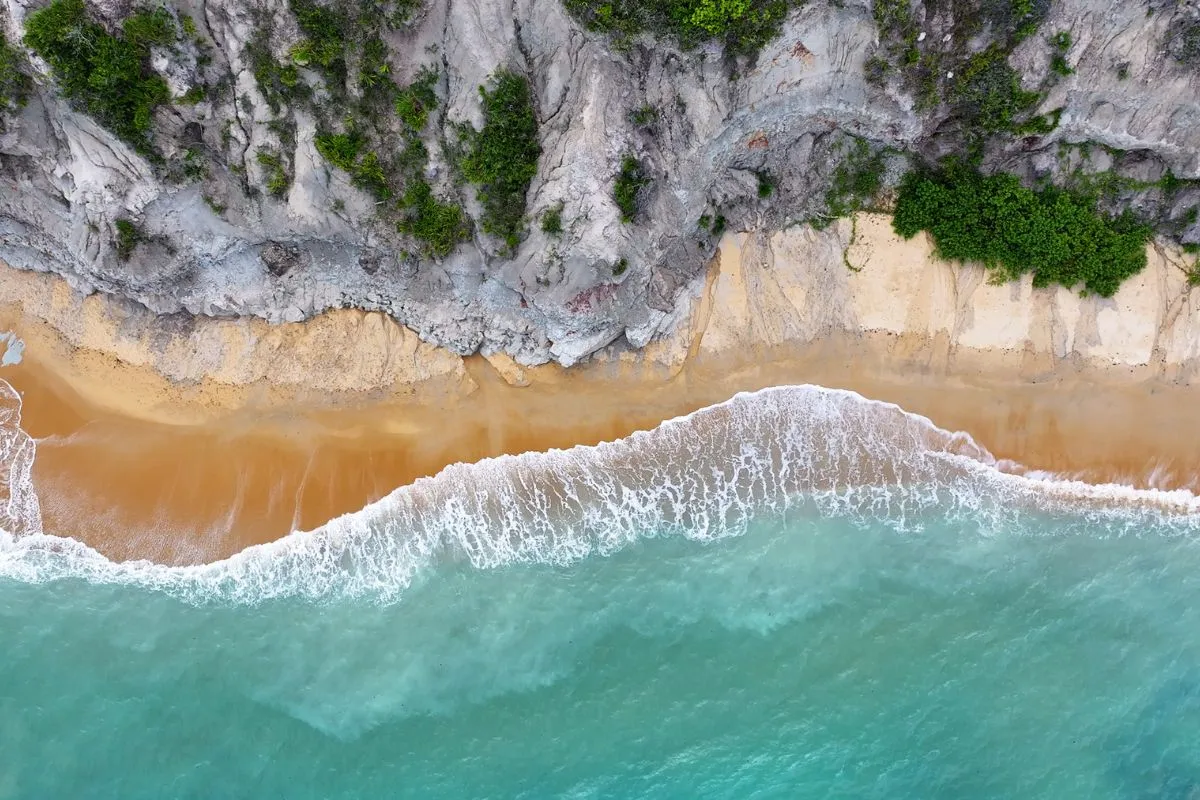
[1,377,1199,798]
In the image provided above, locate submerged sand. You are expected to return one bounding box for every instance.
[2,213,1199,565]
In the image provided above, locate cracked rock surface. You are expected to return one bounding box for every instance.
[1,0,1198,366]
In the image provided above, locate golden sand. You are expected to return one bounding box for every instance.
[2,218,1198,566]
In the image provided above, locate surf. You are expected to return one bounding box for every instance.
[1,377,1198,604]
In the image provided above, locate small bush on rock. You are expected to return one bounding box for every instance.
[460,70,541,250]
[614,155,650,223]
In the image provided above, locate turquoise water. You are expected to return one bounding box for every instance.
[1,381,1199,798]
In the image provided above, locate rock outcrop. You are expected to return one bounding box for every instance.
[0,0,1198,367]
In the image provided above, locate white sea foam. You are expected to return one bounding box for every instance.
[0,380,1197,604]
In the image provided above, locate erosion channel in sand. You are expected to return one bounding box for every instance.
[2,213,1200,566]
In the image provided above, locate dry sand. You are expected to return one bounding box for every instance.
[2,216,1199,565]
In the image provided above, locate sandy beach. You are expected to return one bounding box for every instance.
[3,214,1199,565]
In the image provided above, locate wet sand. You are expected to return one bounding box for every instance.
[5,329,1200,566]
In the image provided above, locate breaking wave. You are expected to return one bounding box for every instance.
[0,379,1198,604]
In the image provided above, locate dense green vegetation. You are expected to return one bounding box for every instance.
[114,218,142,260]
[613,155,650,223]
[0,31,31,114]
[893,166,1152,297]
[23,0,176,152]
[562,0,793,59]
[460,70,541,250]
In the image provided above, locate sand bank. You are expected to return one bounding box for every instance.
[2,214,1199,565]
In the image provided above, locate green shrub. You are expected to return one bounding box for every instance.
[562,0,791,59]
[0,32,32,113]
[24,0,175,152]
[756,170,775,198]
[893,166,1152,297]
[395,67,438,130]
[314,130,392,199]
[256,150,291,197]
[288,0,345,69]
[613,257,628,276]
[397,179,470,258]
[114,218,142,260]
[629,103,657,127]
[460,70,541,249]
[614,155,650,222]
[359,35,391,92]
[951,45,1042,134]
[541,204,564,235]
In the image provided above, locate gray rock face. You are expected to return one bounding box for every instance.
[1,0,1198,366]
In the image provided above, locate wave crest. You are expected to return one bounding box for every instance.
[1,383,1197,603]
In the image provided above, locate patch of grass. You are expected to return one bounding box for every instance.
[562,0,793,60]
[541,203,564,235]
[23,0,175,153]
[821,138,886,224]
[1049,30,1073,76]
[114,218,142,260]
[394,67,438,130]
[246,22,310,113]
[951,45,1043,135]
[203,193,227,214]
[756,169,775,198]
[460,70,541,250]
[397,179,471,258]
[256,150,291,197]
[178,85,206,105]
[629,103,657,127]
[288,0,346,70]
[613,155,650,223]
[0,31,32,114]
[711,213,727,238]
[359,35,391,92]
[314,130,393,200]
[893,165,1152,297]
[613,257,628,276]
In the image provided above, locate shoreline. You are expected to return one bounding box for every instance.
[2,214,1199,565]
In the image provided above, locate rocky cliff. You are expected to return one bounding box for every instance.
[0,0,1198,367]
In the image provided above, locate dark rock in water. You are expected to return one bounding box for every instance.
[262,243,300,278]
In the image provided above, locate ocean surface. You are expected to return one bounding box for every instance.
[1,370,1199,798]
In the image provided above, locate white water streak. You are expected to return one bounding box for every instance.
[0,380,1197,604]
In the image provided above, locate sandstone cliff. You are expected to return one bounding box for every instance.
[0,0,1198,367]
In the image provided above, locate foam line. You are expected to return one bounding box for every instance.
[0,382,1197,604]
